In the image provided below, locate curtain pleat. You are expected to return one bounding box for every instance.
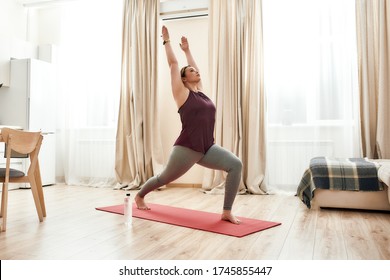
[115,0,163,189]
[376,0,390,159]
[241,0,267,194]
[356,0,390,159]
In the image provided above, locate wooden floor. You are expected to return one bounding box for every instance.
[0,184,390,260]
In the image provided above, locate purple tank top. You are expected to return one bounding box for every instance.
[174,91,216,153]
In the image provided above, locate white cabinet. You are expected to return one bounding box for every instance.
[0,37,11,87]
[0,37,36,87]
[0,58,56,186]
[39,133,56,185]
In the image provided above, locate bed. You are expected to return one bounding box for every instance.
[297,157,390,211]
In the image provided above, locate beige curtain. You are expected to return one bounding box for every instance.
[356,0,390,159]
[115,0,163,189]
[204,0,267,194]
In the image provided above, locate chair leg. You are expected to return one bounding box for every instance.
[28,174,44,222]
[1,182,9,232]
[1,183,4,218]
[34,162,46,217]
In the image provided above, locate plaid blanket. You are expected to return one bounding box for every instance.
[297,157,384,209]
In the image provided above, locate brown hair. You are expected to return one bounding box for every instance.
[180,65,191,77]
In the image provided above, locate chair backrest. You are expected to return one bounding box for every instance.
[2,128,43,174]
[2,128,42,155]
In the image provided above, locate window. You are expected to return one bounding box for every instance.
[263,0,358,126]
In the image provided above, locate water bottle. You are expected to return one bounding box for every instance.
[124,193,132,226]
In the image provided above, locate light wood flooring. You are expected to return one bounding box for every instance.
[0,184,390,260]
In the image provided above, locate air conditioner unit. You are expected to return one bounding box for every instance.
[17,0,72,8]
[160,0,209,21]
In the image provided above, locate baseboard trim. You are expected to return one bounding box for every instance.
[166,183,201,188]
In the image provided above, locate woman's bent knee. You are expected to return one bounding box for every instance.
[230,157,242,173]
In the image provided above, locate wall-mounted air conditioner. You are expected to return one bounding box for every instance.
[160,0,209,21]
[18,0,77,8]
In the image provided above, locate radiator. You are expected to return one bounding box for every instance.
[267,140,334,188]
[75,139,116,178]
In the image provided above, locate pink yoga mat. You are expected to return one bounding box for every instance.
[96,203,281,238]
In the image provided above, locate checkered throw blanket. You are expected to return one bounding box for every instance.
[297,157,384,209]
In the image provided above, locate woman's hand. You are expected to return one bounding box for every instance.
[162,25,170,41]
[180,36,189,51]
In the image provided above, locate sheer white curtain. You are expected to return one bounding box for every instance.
[56,0,123,187]
[263,0,361,192]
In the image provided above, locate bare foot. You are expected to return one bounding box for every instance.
[135,194,151,210]
[221,210,240,224]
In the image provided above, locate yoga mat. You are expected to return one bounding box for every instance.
[96,203,281,238]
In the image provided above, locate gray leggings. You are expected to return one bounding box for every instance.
[137,144,242,210]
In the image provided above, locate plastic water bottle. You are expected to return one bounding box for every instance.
[124,193,132,226]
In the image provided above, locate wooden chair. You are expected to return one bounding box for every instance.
[0,128,45,231]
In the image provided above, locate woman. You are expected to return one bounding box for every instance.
[135,26,242,224]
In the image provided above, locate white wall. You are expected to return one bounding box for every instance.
[0,0,28,39]
[29,7,62,46]
[0,0,34,86]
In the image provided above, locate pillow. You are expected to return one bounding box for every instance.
[378,163,390,203]
[378,164,390,185]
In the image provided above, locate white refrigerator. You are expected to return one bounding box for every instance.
[0,58,56,186]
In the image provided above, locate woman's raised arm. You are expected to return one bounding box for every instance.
[162,26,188,108]
[180,36,203,90]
